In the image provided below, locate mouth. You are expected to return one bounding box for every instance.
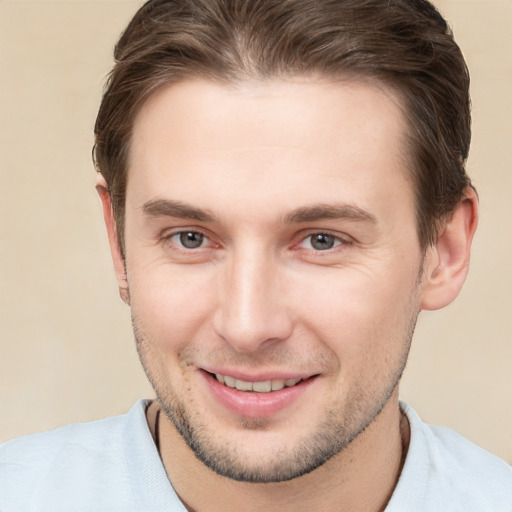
[201,370,319,418]
[206,371,312,393]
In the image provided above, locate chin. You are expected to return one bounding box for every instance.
[156,380,398,483]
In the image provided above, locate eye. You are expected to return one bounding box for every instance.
[301,233,343,251]
[171,231,207,249]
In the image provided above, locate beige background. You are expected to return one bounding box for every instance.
[0,0,511,463]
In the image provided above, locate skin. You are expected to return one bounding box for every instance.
[98,77,478,511]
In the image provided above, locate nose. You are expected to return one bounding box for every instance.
[213,244,294,353]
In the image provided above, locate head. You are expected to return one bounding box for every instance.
[94,0,477,484]
[94,0,472,255]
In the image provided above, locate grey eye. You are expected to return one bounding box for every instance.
[179,231,205,249]
[309,233,337,251]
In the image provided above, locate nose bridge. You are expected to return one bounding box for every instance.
[214,240,292,352]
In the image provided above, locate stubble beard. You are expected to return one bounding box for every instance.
[132,302,418,484]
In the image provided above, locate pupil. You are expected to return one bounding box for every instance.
[312,234,334,250]
[180,232,204,248]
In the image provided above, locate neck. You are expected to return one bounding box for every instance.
[155,392,409,512]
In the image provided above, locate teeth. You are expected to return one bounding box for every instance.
[224,375,236,388]
[271,380,285,391]
[214,373,303,393]
[235,379,253,391]
[253,381,272,393]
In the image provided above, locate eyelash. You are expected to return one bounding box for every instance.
[164,230,212,251]
[297,232,346,252]
[162,229,348,254]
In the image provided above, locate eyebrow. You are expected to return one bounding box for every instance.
[142,198,376,225]
[283,203,377,224]
[142,198,216,222]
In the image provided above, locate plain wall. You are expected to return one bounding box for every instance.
[0,0,511,463]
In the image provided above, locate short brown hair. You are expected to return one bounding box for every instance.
[94,0,471,252]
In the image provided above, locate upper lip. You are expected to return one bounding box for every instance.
[200,366,316,382]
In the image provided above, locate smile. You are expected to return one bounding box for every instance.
[202,370,319,417]
[213,373,304,393]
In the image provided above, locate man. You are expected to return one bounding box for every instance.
[1,0,510,510]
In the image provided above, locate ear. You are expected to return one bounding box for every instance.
[420,187,479,310]
[96,174,130,305]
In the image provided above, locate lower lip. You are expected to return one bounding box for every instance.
[201,371,317,418]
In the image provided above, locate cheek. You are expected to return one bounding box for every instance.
[127,261,218,351]
[293,266,420,363]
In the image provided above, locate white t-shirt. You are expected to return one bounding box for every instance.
[1,400,510,511]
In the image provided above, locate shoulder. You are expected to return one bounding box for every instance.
[408,403,511,488]
[1,407,128,455]
[0,400,159,511]
[0,404,136,471]
[387,402,512,512]
[426,420,510,479]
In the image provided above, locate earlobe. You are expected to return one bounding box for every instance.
[420,187,478,311]
[95,174,130,306]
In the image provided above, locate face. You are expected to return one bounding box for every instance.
[122,78,425,482]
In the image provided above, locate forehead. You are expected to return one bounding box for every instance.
[127,77,413,223]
